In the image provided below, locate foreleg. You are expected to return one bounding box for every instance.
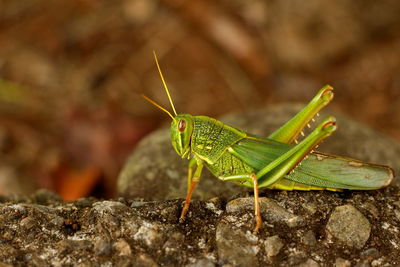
[180,161,203,221]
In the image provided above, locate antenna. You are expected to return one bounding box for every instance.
[153,51,178,116]
[141,94,176,121]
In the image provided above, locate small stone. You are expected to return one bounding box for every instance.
[216,222,258,267]
[163,232,185,256]
[302,230,317,246]
[326,205,371,249]
[134,253,158,267]
[50,216,65,228]
[32,189,61,205]
[160,205,179,221]
[133,222,163,248]
[371,258,385,267]
[360,202,379,218]
[205,199,223,216]
[335,257,351,267]
[75,198,94,208]
[114,239,132,256]
[130,201,148,208]
[92,201,128,215]
[360,248,380,260]
[302,202,317,215]
[354,259,370,267]
[298,259,319,267]
[264,235,284,257]
[94,238,112,256]
[2,231,13,241]
[20,216,36,229]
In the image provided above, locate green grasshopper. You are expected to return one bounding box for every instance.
[143,52,394,232]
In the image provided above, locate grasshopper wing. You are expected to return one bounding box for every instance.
[231,138,394,190]
[288,152,394,189]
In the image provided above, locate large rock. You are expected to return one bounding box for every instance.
[118,104,399,200]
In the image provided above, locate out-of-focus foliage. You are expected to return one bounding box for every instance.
[0,0,399,198]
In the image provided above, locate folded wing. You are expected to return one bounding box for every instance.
[231,137,394,190]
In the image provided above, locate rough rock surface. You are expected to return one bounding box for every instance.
[118,104,400,200]
[326,204,371,249]
[0,187,400,266]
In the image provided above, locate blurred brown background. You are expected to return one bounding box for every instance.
[0,0,399,199]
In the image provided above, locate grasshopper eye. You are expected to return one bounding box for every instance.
[178,119,186,132]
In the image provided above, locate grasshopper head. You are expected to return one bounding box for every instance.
[142,52,194,158]
[170,114,194,159]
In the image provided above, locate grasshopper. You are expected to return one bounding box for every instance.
[143,52,394,232]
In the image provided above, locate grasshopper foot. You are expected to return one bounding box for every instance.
[320,85,334,103]
[250,173,262,233]
[179,212,186,223]
[179,180,199,223]
[179,201,189,223]
[253,215,262,233]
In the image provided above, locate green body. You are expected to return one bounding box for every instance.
[172,114,393,191]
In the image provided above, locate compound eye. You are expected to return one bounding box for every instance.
[178,119,186,132]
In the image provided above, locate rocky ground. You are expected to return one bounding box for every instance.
[0,186,399,266]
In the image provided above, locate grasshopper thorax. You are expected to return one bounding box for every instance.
[171,114,194,159]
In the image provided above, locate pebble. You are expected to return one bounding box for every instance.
[92,201,128,215]
[19,216,36,229]
[113,239,132,256]
[298,259,320,267]
[302,230,317,246]
[326,205,371,249]
[134,253,158,267]
[32,189,61,205]
[360,248,380,260]
[335,257,351,267]
[264,235,284,257]
[133,222,163,248]
[216,222,259,267]
[94,238,112,256]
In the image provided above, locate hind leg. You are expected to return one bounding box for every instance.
[268,85,334,144]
